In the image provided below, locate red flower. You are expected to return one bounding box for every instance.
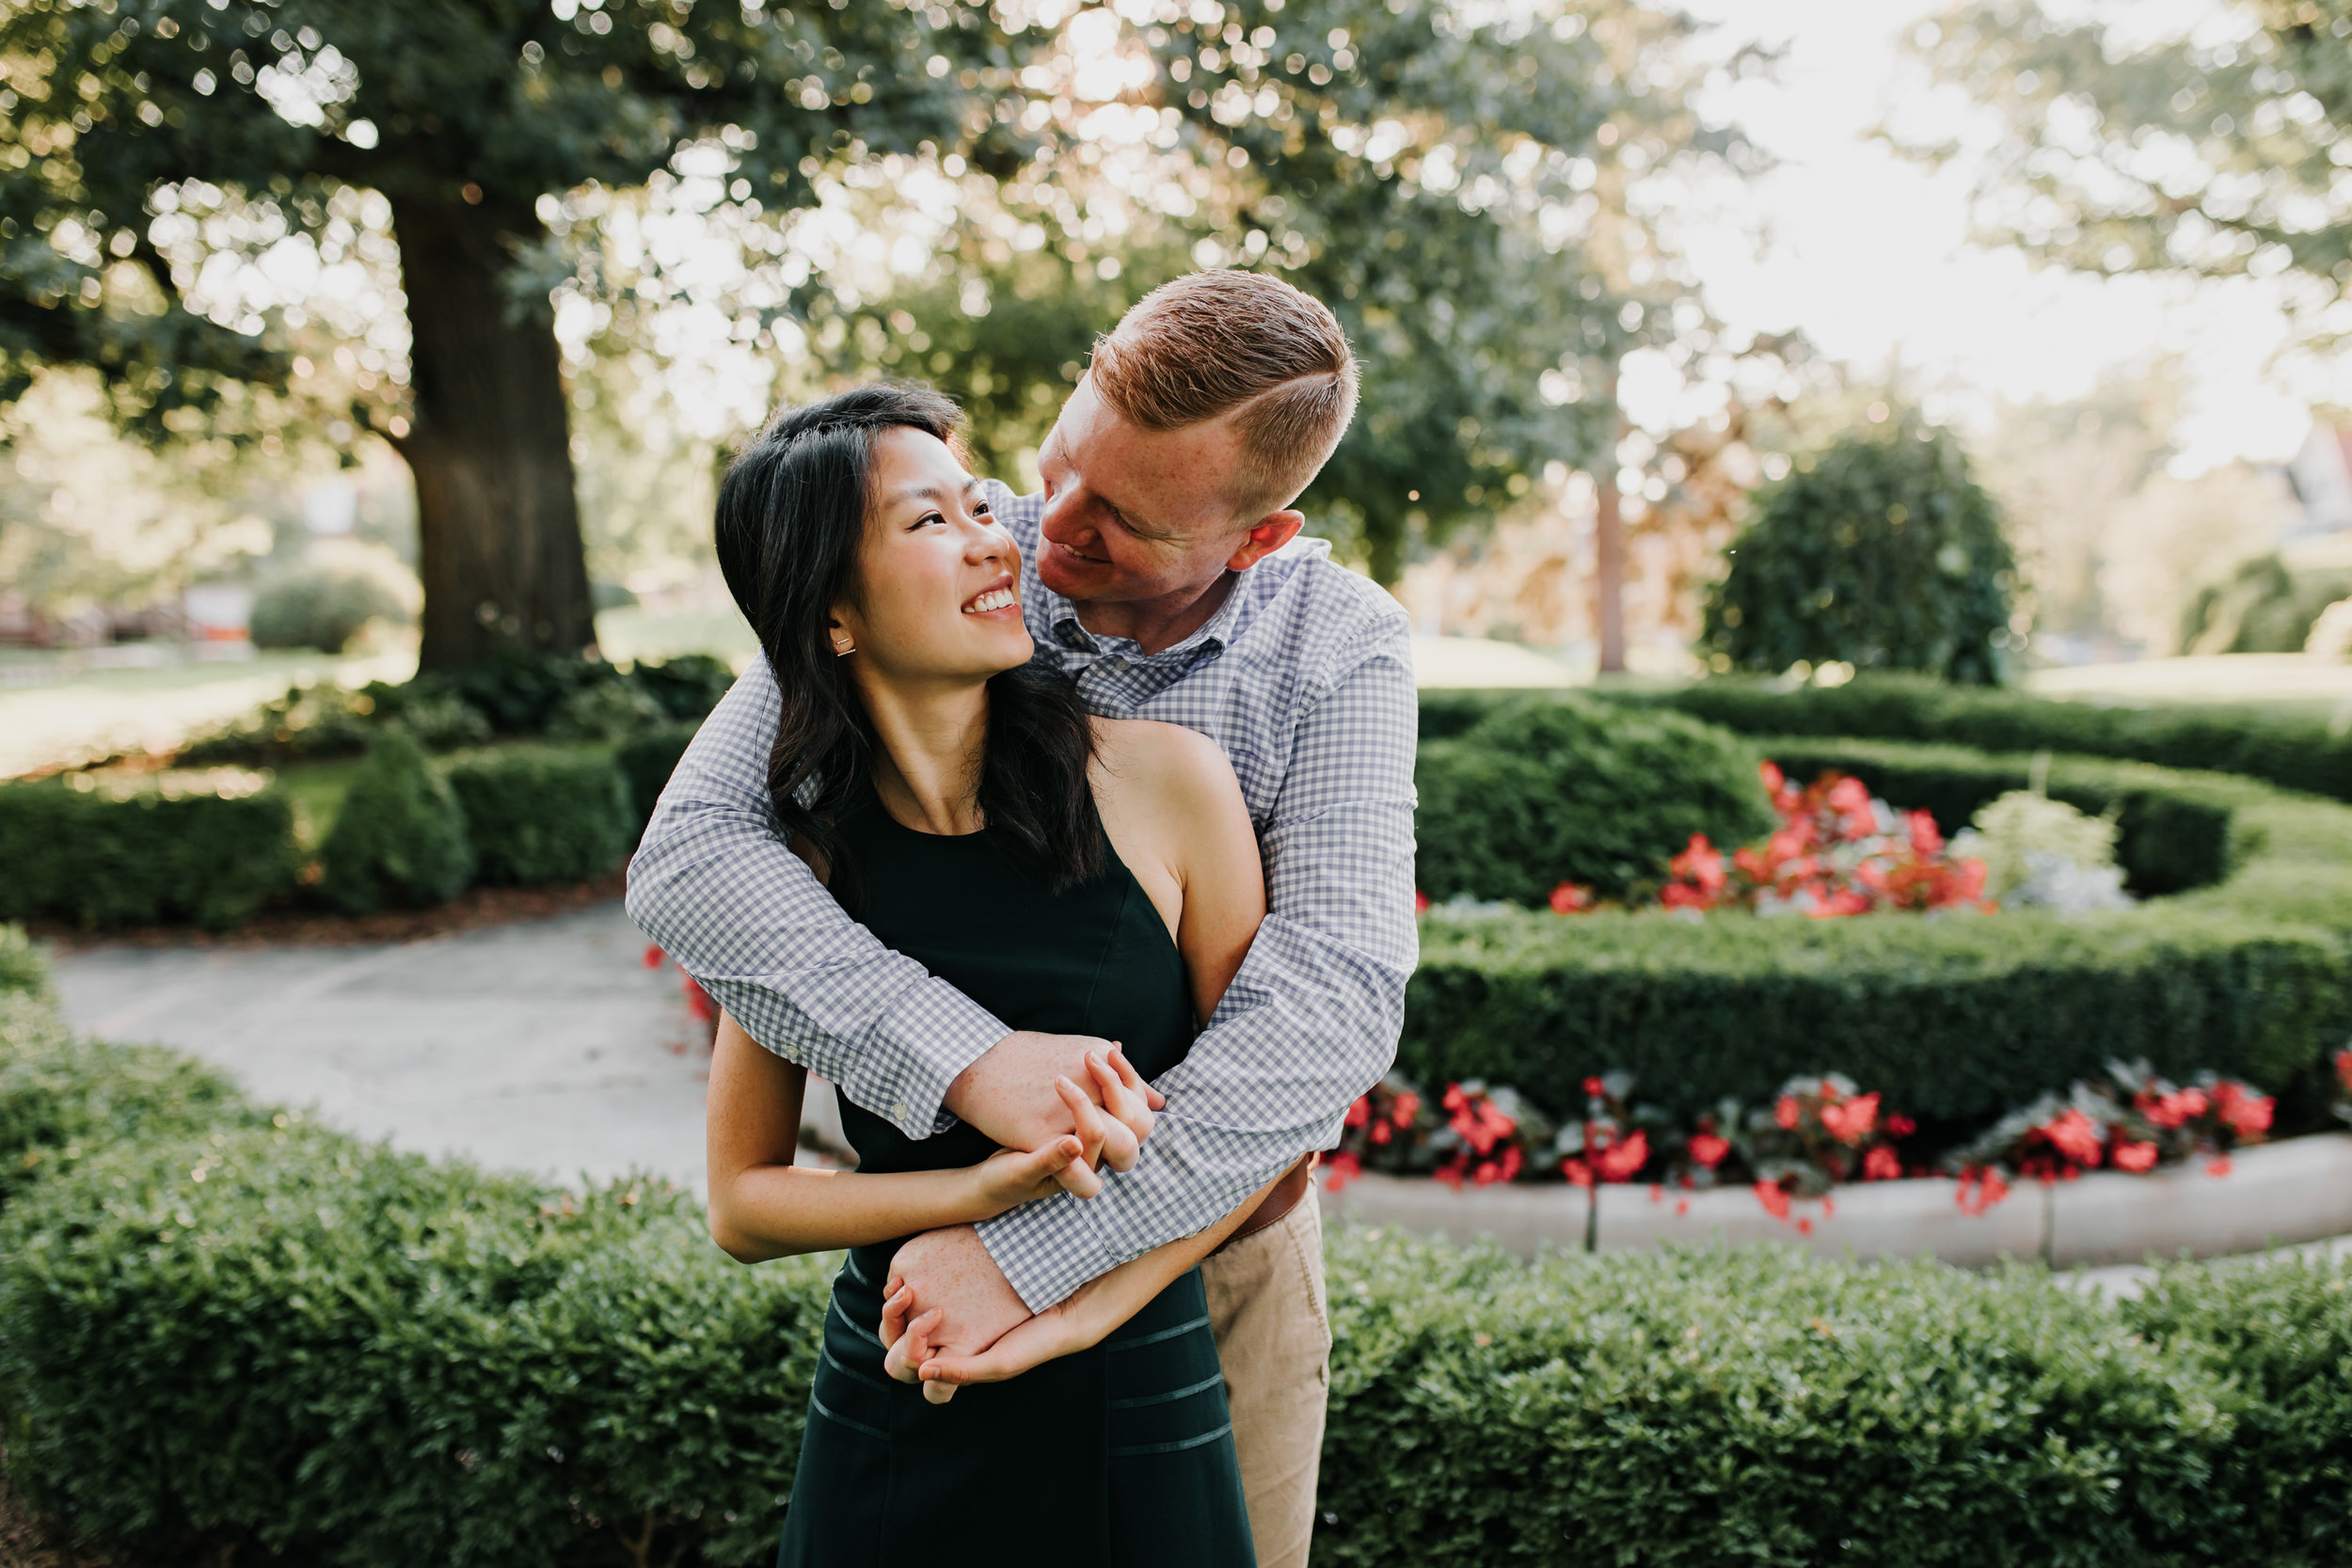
[1957,1166,2011,1215]
[681,975,716,1022]
[2111,1140,2158,1174]
[1774,1095,1802,1131]
[1322,1151,1363,1192]
[1759,760,1786,796]
[1414,889,1431,914]
[1667,834,1727,899]
[1391,1092,1422,1126]
[1754,1180,1791,1220]
[1906,809,1945,858]
[1687,1132,1730,1169]
[1343,1096,1371,1130]
[2206,1155,2234,1178]
[1862,1146,1901,1181]
[1885,1114,1916,1138]
[1594,1129,1649,1183]
[1582,1076,1606,1098]
[1562,1158,1594,1189]
[2212,1082,2273,1140]
[1434,1163,1465,1191]
[1548,880,1596,914]
[642,944,666,969]
[2040,1109,2103,1169]
[1442,1084,1468,1113]
[1675,1197,1691,1216]
[1820,1092,1881,1146]
[2336,1048,2352,1095]
[1369,1120,1392,1146]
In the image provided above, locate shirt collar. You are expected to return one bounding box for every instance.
[1040,568,1250,665]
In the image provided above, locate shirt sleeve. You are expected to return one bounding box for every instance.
[975,609,1420,1309]
[624,658,1008,1138]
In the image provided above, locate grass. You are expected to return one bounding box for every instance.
[268,758,366,851]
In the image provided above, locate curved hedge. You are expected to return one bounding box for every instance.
[0,957,2347,1567]
[0,783,299,932]
[1609,673,2352,804]
[1416,695,1775,904]
[1404,735,2352,1125]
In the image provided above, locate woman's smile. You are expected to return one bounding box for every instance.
[962,580,1020,616]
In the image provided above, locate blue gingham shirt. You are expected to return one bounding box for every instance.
[627,482,1418,1309]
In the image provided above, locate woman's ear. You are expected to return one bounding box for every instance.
[827,604,859,658]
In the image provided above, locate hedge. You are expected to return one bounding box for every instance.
[318,731,475,914]
[0,781,300,931]
[1597,673,2352,805]
[444,748,636,887]
[1403,737,2352,1126]
[0,957,2347,1567]
[616,722,700,829]
[1415,695,1775,904]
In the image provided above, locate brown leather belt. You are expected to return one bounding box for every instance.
[1211,1152,1318,1257]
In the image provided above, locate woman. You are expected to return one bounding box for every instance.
[700,385,1275,1565]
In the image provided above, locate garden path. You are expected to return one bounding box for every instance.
[47,901,728,1193]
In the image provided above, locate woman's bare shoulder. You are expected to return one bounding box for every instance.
[1090,717,1236,799]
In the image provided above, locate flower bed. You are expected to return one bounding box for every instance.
[1404,737,2352,1130]
[4,936,2350,1566]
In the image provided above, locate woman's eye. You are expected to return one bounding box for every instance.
[914,512,945,529]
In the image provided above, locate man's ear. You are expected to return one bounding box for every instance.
[1225,510,1306,572]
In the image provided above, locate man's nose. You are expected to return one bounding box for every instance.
[1041,487,1094,548]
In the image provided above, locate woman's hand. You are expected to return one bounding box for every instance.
[891,1298,1092,1405]
[1047,1046,1164,1196]
[972,1134,1087,1214]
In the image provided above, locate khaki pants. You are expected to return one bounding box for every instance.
[1200,1195,1331,1568]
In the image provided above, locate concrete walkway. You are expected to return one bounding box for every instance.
[49,901,722,1193]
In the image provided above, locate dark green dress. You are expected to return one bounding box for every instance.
[776,790,1257,1568]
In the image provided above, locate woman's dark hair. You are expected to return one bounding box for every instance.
[713,383,1104,905]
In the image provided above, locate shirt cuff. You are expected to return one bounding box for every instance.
[868,977,1008,1139]
[974,1186,1120,1312]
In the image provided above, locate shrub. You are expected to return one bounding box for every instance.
[3,965,2348,1568]
[247,564,409,653]
[1414,695,1776,903]
[546,678,666,741]
[318,732,475,914]
[1702,417,2017,686]
[1405,736,2352,1126]
[445,749,634,886]
[2180,552,2352,655]
[0,924,43,1000]
[1588,673,2352,805]
[182,682,383,766]
[616,723,699,828]
[0,781,299,931]
[441,649,609,735]
[1316,1227,2313,1566]
[632,653,737,721]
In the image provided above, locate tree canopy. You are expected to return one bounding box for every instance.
[0,0,1002,664]
[1903,1,2352,329]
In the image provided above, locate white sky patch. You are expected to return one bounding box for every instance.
[1674,0,2341,472]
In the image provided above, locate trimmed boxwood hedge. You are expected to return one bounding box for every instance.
[1602,673,2352,804]
[0,782,300,931]
[1404,736,2352,1125]
[616,721,699,829]
[0,956,2346,1568]
[444,747,636,887]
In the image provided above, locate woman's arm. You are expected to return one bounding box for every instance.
[706,1010,1094,1262]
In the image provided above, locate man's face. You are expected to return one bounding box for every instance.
[1033,374,1261,606]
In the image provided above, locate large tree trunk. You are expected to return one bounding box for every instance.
[389,195,594,673]
[1593,364,1627,674]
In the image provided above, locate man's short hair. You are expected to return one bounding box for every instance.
[1088,269,1359,521]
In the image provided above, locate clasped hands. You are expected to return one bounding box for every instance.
[879,1033,1163,1404]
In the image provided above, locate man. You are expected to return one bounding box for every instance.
[628,268,1416,1567]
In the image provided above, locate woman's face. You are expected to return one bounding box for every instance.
[831,426,1032,682]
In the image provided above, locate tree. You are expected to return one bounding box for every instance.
[828,0,1745,585]
[0,0,996,668]
[1703,416,2019,687]
[1901,1,2352,333]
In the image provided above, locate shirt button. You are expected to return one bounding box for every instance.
[891,1101,909,1120]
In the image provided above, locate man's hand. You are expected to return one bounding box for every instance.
[880,1227,1031,1402]
[946,1035,1166,1196]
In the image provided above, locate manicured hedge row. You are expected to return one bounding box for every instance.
[1604,673,2352,804]
[0,783,300,931]
[1,963,2346,1567]
[1403,738,2352,1126]
[444,747,637,887]
[616,722,699,829]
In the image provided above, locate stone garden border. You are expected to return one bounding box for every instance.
[1319,1132,2352,1268]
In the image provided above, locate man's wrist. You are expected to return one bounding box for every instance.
[872,982,1007,1136]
